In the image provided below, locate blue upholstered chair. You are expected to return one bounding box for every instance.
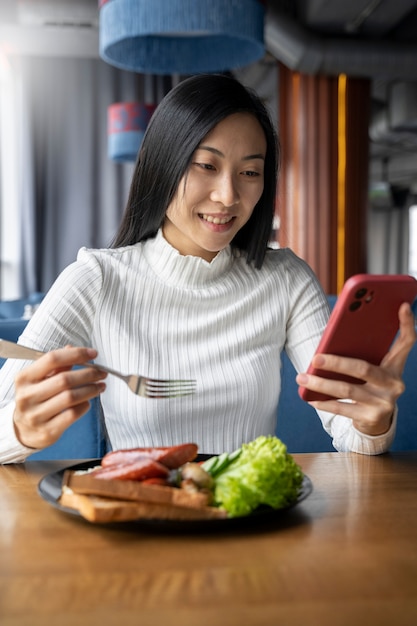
[0,293,44,319]
[276,351,336,452]
[0,318,107,460]
[1,296,416,458]
[393,340,417,451]
[27,399,108,460]
[0,319,30,367]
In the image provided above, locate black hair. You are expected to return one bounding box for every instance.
[112,73,279,268]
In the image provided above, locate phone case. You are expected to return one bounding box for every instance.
[298,274,417,402]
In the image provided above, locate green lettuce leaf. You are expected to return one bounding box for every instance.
[208,435,304,518]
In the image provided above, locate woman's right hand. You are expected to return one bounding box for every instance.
[13,346,107,450]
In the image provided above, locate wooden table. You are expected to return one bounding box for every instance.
[1,452,417,626]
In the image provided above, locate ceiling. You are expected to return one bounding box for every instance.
[0,0,416,188]
[266,0,417,190]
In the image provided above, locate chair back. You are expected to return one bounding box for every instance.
[2,296,416,457]
[0,293,44,319]
[28,398,108,460]
[276,296,336,452]
[0,319,29,367]
[276,350,336,452]
[393,340,417,451]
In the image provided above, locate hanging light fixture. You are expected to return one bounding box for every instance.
[99,0,266,75]
[107,101,156,162]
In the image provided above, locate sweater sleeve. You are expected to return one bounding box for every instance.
[0,249,103,463]
[281,249,396,455]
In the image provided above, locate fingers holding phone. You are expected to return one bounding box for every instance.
[380,302,417,373]
[296,275,417,437]
[297,349,401,420]
[298,274,417,403]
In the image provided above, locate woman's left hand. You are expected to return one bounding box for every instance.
[296,302,417,436]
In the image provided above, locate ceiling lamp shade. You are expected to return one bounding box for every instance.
[99,0,266,75]
[107,102,156,162]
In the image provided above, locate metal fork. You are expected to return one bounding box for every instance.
[0,339,196,398]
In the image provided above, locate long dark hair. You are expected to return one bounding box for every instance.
[112,74,279,268]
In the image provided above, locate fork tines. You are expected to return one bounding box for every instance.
[145,379,197,398]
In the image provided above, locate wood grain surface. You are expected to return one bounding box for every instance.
[1,452,417,626]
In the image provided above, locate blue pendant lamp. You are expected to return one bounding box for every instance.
[108,101,156,162]
[99,0,266,75]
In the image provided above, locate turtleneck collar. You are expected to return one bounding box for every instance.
[142,229,235,288]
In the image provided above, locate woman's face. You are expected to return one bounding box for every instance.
[163,112,266,262]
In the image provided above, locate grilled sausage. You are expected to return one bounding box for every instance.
[101,443,198,469]
[91,457,170,481]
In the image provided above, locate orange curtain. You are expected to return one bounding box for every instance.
[276,63,370,293]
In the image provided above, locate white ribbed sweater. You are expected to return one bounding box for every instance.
[0,230,396,461]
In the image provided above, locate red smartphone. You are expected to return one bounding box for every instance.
[298,274,417,402]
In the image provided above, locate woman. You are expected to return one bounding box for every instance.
[0,74,415,463]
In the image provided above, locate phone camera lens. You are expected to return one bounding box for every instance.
[349,300,362,312]
[355,288,367,299]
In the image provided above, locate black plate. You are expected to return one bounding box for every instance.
[37,457,313,533]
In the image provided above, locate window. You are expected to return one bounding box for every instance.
[0,52,21,299]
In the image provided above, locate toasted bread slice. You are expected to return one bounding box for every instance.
[63,470,211,508]
[60,489,227,523]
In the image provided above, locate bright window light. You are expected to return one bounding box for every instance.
[0,51,21,298]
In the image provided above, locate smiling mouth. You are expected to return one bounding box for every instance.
[200,214,234,225]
